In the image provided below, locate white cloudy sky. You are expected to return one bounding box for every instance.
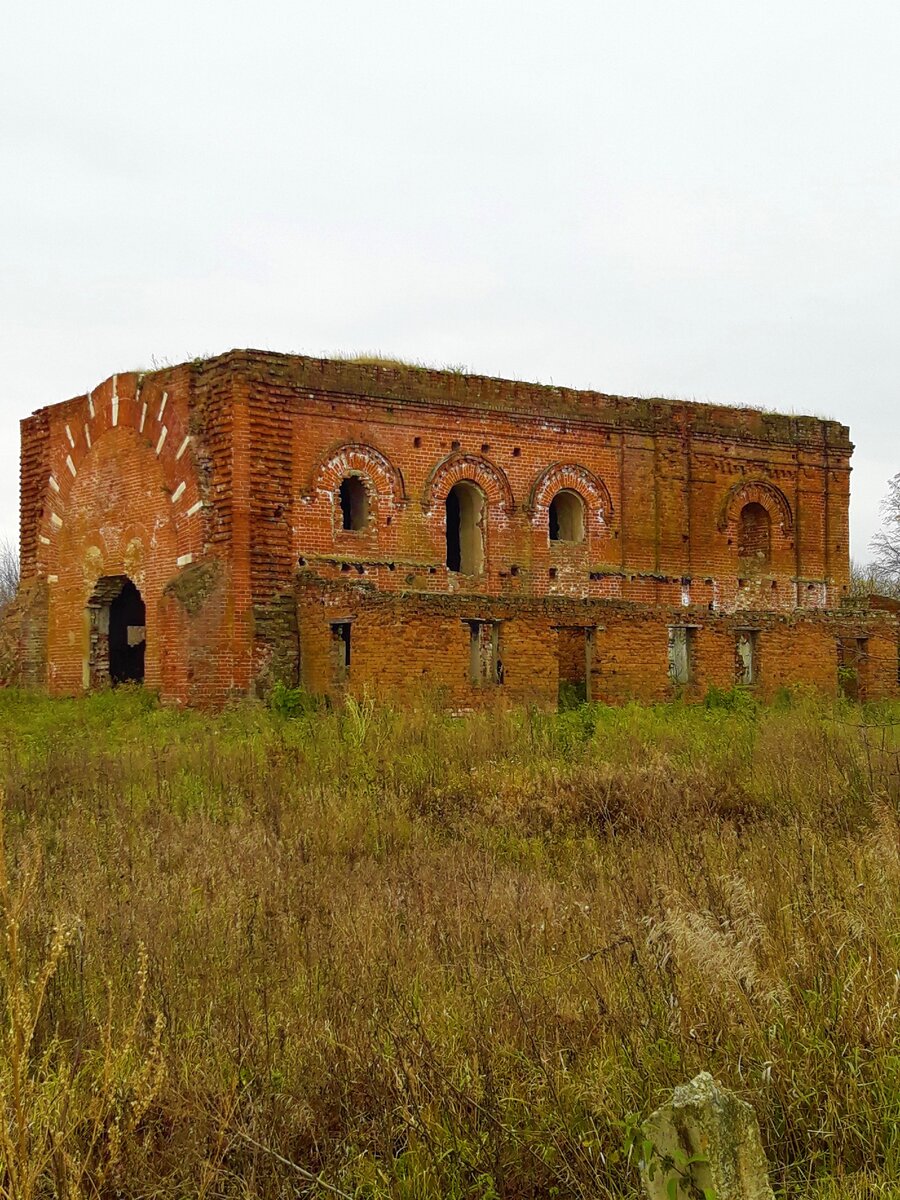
[1,1,898,559]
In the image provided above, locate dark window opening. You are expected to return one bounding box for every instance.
[738,502,771,564]
[332,622,352,682]
[446,488,460,571]
[445,482,485,575]
[549,490,586,543]
[468,620,502,686]
[87,575,145,689]
[339,476,369,532]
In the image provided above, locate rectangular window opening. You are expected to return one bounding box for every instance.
[557,625,595,707]
[331,621,352,682]
[735,629,759,687]
[838,636,869,700]
[667,626,695,686]
[467,620,502,687]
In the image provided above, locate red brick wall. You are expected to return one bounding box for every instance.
[17,350,865,707]
[296,576,899,709]
[235,353,851,645]
[0,580,48,687]
[557,626,589,688]
[297,579,561,709]
[17,368,244,702]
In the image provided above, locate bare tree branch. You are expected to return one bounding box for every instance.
[850,560,900,600]
[870,471,900,592]
[0,538,19,612]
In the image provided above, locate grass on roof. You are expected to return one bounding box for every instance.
[332,351,469,373]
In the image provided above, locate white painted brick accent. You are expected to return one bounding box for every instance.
[156,426,168,455]
[176,552,194,568]
[171,481,186,503]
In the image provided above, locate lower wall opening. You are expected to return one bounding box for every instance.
[87,575,146,688]
[838,636,868,701]
[556,625,594,708]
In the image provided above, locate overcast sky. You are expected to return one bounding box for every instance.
[1,1,898,559]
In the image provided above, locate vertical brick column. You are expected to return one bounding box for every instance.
[228,368,254,694]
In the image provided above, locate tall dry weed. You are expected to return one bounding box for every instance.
[0,790,165,1199]
[0,690,898,1196]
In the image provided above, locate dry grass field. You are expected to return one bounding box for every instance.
[0,686,898,1198]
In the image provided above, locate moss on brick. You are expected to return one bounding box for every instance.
[163,560,222,616]
[0,580,48,687]
[251,588,300,694]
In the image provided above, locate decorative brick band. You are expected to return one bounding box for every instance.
[36,372,204,558]
[310,442,406,506]
[717,480,794,534]
[527,461,614,522]
[423,452,514,512]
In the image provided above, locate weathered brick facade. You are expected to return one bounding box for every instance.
[3,349,897,707]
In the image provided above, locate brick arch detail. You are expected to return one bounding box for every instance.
[310,443,406,505]
[87,574,132,605]
[718,480,794,534]
[37,373,204,561]
[46,424,184,697]
[527,462,614,523]
[423,453,514,512]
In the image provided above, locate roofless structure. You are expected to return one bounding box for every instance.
[2,350,897,705]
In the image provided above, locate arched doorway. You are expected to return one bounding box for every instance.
[87,576,146,688]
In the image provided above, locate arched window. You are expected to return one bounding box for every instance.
[738,502,771,564]
[446,481,485,574]
[339,476,369,532]
[549,490,585,543]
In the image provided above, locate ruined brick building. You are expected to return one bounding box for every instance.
[2,350,897,706]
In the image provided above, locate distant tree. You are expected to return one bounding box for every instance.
[850,560,900,600]
[871,472,900,591]
[0,537,18,611]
